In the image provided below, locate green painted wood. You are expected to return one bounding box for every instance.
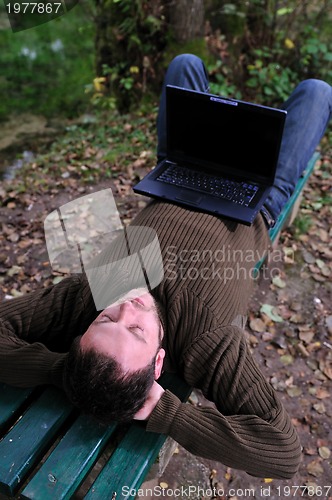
[0,387,73,497]
[268,151,320,243]
[20,416,118,500]
[0,384,34,432]
[255,151,320,274]
[84,373,191,500]
[84,425,166,500]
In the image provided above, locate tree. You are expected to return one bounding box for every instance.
[93,0,205,112]
[93,0,332,111]
[168,0,205,43]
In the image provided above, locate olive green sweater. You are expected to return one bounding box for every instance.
[0,201,301,478]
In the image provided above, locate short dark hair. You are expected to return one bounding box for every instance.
[63,336,156,424]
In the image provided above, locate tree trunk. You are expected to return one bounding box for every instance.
[94,0,115,78]
[168,0,205,42]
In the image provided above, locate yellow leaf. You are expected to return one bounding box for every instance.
[130,66,140,74]
[264,478,273,483]
[284,38,295,49]
[93,77,106,93]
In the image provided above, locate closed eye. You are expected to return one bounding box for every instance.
[129,325,144,334]
[128,325,146,342]
[95,314,115,324]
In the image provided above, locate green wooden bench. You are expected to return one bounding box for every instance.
[0,152,320,499]
[0,373,191,499]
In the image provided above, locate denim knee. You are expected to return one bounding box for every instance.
[296,79,332,109]
[168,53,204,72]
[164,53,209,93]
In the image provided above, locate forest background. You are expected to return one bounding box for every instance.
[0,0,332,494]
[1,0,332,121]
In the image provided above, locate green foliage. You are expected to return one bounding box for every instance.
[207,60,242,99]
[94,0,168,112]
[299,26,332,82]
[292,214,313,238]
[93,0,331,112]
[246,47,298,105]
[1,0,331,123]
[206,0,332,106]
[0,3,95,120]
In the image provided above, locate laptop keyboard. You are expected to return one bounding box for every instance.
[157,164,259,207]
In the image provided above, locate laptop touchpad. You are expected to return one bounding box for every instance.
[175,190,203,205]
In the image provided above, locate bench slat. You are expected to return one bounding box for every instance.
[84,373,191,499]
[0,387,73,497]
[20,416,118,500]
[0,384,34,433]
[254,151,320,275]
[85,425,166,499]
[269,151,320,243]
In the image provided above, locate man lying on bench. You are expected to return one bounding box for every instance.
[0,54,331,480]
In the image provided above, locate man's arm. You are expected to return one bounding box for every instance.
[146,325,301,479]
[0,275,92,389]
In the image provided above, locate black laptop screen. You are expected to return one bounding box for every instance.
[166,86,286,182]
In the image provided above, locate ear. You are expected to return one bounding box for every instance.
[154,348,165,380]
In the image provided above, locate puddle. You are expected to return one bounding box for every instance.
[2,150,35,181]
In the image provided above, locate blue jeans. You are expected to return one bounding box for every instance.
[157,54,332,226]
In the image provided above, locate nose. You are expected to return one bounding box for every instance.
[117,300,136,321]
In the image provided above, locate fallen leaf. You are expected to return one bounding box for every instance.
[209,469,217,481]
[262,332,274,342]
[225,471,231,480]
[317,228,329,242]
[296,342,310,357]
[260,304,283,322]
[249,317,266,333]
[313,402,326,414]
[289,313,304,323]
[304,447,317,456]
[302,250,316,264]
[299,330,315,344]
[318,446,330,459]
[280,354,294,365]
[286,386,302,397]
[8,233,20,243]
[52,276,64,285]
[312,273,326,282]
[7,265,22,277]
[319,360,332,380]
[272,275,286,288]
[271,335,288,349]
[290,301,302,311]
[316,387,330,399]
[307,459,324,477]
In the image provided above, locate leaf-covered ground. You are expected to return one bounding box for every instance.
[0,113,331,499]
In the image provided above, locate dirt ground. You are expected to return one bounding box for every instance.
[0,152,331,499]
[155,253,332,500]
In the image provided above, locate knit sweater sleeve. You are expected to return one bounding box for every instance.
[147,325,301,479]
[0,275,91,389]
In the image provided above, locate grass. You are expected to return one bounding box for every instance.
[0,1,95,120]
[2,103,159,192]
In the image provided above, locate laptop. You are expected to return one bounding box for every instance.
[134,85,287,225]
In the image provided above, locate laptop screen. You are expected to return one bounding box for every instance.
[166,86,286,183]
